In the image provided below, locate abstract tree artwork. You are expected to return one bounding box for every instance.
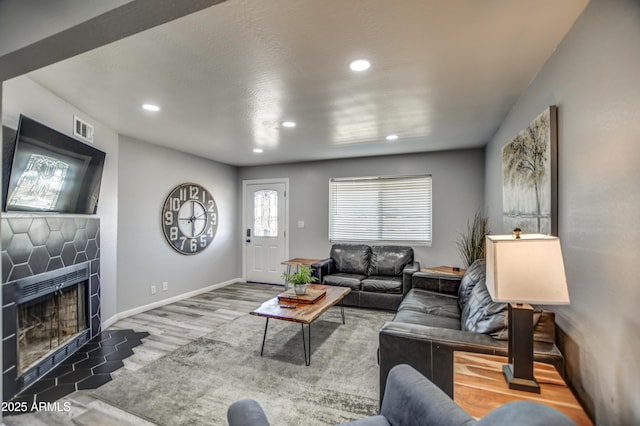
[502,106,558,235]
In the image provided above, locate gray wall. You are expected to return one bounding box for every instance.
[484,0,640,423]
[116,135,240,313]
[239,149,485,269]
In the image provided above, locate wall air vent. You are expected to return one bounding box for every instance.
[73,115,94,143]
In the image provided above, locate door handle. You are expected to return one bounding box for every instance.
[246,239,251,243]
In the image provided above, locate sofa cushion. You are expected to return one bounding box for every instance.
[393,308,461,330]
[331,244,371,275]
[323,273,365,290]
[362,276,403,294]
[460,279,508,338]
[457,259,486,310]
[368,246,413,277]
[398,289,460,320]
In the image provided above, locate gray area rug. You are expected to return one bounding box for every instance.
[92,307,394,425]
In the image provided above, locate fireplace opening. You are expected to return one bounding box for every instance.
[18,283,88,375]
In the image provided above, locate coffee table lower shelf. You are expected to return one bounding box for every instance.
[250,284,351,366]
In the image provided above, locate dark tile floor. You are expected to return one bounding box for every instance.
[8,329,148,412]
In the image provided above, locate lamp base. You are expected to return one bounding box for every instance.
[503,363,540,393]
[505,303,541,394]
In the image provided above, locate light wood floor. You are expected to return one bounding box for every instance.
[4,282,283,426]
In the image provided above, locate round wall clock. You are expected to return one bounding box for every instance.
[161,183,218,255]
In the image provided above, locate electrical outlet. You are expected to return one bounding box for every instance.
[151,285,157,295]
[162,281,168,291]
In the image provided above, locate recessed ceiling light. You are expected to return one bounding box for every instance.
[349,59,371,72]
[253,148,264,153]
[386,134,399,141]
[282,121,296,128]
[142,103,160,112]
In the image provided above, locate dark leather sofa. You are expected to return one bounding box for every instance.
[312,244,420,310]
[378,259,565,400]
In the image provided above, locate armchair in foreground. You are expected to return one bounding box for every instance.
[227,364,576,426]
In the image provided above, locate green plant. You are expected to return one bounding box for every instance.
[282,265,318,286]
[456,209,490,267]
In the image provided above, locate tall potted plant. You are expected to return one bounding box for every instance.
[282,266,318,295]
[456,209,489,268]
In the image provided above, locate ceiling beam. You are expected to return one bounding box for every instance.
[0,0,227,81]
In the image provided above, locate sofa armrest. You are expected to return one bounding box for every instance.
[401,261,420,295]
[311,258,334,283]
[378,321,564,401]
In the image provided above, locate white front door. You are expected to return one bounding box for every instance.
[243,180,288,284]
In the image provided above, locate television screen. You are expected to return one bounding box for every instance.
[2,115,106,214]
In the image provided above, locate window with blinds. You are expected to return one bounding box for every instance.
[329,175,432,244]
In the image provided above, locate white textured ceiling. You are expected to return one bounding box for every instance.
[26,0,588,166]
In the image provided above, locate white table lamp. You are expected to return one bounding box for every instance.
[485,231,570,393]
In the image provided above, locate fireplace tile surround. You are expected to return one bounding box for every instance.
[1,215,101,401]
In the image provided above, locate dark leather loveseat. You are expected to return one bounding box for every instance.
[311,244,419,310]
[378,259,565,400]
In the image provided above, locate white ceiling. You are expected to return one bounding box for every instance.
[25,0,588,167]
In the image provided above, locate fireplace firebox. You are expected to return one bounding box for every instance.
[9,263,92,391]
[18,281,88,375]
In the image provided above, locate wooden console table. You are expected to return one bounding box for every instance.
[454,352,592,425]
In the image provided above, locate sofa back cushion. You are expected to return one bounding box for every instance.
[369,246,414,277]
[461,278,508,339]
[457,259,486,310]
[458,259,556,342]
[330,244,371,275]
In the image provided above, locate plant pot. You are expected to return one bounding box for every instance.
[294,284,308,295]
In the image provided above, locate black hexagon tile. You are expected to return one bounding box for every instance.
[6,329,148,415]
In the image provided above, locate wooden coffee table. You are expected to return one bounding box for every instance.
[250,284,350,366]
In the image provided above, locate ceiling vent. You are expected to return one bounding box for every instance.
[73,115,94,143]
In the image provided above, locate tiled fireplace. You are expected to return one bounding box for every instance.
[1,215,101,401]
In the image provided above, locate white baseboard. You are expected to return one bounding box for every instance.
[101,278,243,329]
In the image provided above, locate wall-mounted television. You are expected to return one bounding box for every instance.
[2,115,106,214]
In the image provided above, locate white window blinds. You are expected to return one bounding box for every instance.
[329,175,432,243]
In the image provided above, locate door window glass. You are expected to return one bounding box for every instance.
[254,190,278,237]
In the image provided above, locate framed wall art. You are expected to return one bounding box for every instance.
[502,106,558,235]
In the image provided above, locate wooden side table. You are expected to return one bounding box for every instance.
[412,266,466,294]
[421,266,466,276]
[454,352,592,425]
[281,258,321,273]
[281,258,322,288]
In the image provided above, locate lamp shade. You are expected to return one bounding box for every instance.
[485,234,570,304]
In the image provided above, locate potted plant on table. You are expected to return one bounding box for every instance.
[282,265,318,295]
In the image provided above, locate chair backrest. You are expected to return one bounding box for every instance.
[381,364,473,426]
[476,401,577,426]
